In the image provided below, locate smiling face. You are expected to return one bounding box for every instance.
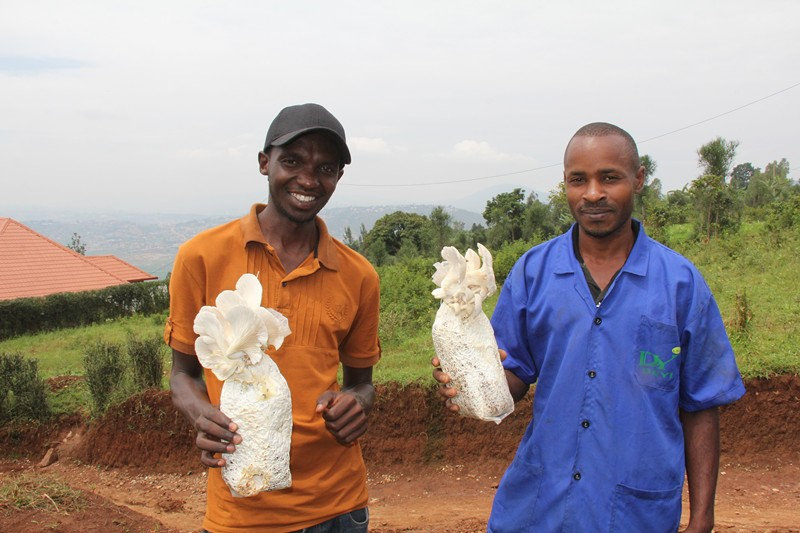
[563,134,644,240]
[258,132,344,225]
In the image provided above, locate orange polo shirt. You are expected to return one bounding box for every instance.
[164,204,381,532]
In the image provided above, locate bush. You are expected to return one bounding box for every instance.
[378,257,438,337]
[0,279,169,340]
[493,238,540,285]
[126,335,166,391]
[83,342,126,415]
[0,352,51,422]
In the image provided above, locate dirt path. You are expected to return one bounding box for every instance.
[2,455,798,532]
[1,376,798,532]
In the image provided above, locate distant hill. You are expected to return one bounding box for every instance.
[21,205,483,279]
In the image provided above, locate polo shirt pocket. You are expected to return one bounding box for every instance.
[488,458,543,531]
[608,482,682,533]
[634,316,681,391]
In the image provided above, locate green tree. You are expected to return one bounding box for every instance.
[730,162,757,190]
[67,232,86,255]
[522,192,553,239]
[689,174,740,239]
[483,188,526,247]
[365,211,431,256]
[635,154,661,221]
[664,187,692,225]
[697,137,739,179]
[746,159,793,208]
[365,239,388,266]
[428,206,453,252]
[343,226,357,250]
[547,182,574,234]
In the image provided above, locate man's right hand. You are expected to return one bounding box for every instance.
[432,349,510,413]
[170,349,242,468]
[431,356,460,413]
[192,404,242,468]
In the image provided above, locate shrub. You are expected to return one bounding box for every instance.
[0,352,51,422]
[0,279,169,340]
[83,341,126,414]
[493,238,540,285]
[378,257,438,331]
[126,335,166,391]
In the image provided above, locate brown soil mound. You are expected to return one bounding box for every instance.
[4,376,798,473]
[719,374,800,463]
[71,389,197,474]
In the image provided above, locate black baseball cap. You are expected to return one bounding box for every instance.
[263,103,351,165]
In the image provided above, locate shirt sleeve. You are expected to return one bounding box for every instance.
[163,248,206,356]
[679,284,746,411]
[339,268,381,368]
[492,259,539,385]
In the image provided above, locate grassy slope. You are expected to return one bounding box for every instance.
[1,225,798,388]
[671,223,800,378]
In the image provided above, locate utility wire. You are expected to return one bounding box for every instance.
[343,81,800,188]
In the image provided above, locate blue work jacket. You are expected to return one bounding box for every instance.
[488,223,745,533]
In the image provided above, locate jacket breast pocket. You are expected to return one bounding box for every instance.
[634,315,681,391]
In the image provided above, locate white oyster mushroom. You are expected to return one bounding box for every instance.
[193,273,293,496]
[431,244,513,423]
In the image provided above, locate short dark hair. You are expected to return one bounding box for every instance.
[566,122,641,171]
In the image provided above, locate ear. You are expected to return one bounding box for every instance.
[634,165,645,194]
[258,151,269,176]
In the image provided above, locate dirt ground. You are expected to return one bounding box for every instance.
[1,376,798,532]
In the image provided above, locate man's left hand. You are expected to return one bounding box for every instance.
[316,390,369,445]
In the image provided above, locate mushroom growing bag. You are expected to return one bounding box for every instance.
[432,243,514,424]
[193,273,293,497]
[431,244,514,424]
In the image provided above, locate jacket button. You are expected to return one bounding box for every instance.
[581,420,590,428]
[573,472,581,481]
[588,370,597,378]
[594,317,602,325]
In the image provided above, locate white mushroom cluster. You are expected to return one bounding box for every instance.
[194,273,293,497]
[431,244,514,423]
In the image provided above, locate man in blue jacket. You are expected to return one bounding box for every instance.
[434,122,745,532]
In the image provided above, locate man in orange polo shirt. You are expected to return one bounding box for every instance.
[165,103,380,532]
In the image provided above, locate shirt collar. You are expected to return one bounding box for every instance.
[554,219,649,276]
[239,203,340,271]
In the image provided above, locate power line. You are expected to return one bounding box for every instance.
[342,81,800,188]
[638,81,800,143]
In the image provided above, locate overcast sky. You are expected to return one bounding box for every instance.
[1,1,798,218]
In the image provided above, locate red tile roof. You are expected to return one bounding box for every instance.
[85,255,158,283]
[0,217,157,301]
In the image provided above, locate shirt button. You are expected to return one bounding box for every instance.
[588,370,597,378]
[594,317,602,325]
[281,281,287,287]
[573,472,581,481]
[581,420,590,428]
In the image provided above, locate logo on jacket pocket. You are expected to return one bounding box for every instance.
[638,348,680,380]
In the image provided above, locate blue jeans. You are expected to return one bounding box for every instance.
[199,508,369,533]
[295,507,369,533]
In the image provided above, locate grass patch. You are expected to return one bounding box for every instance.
[47,380,91,417]
[0,471,86,514]
[682,229,800,378]
[0,313,167,379]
